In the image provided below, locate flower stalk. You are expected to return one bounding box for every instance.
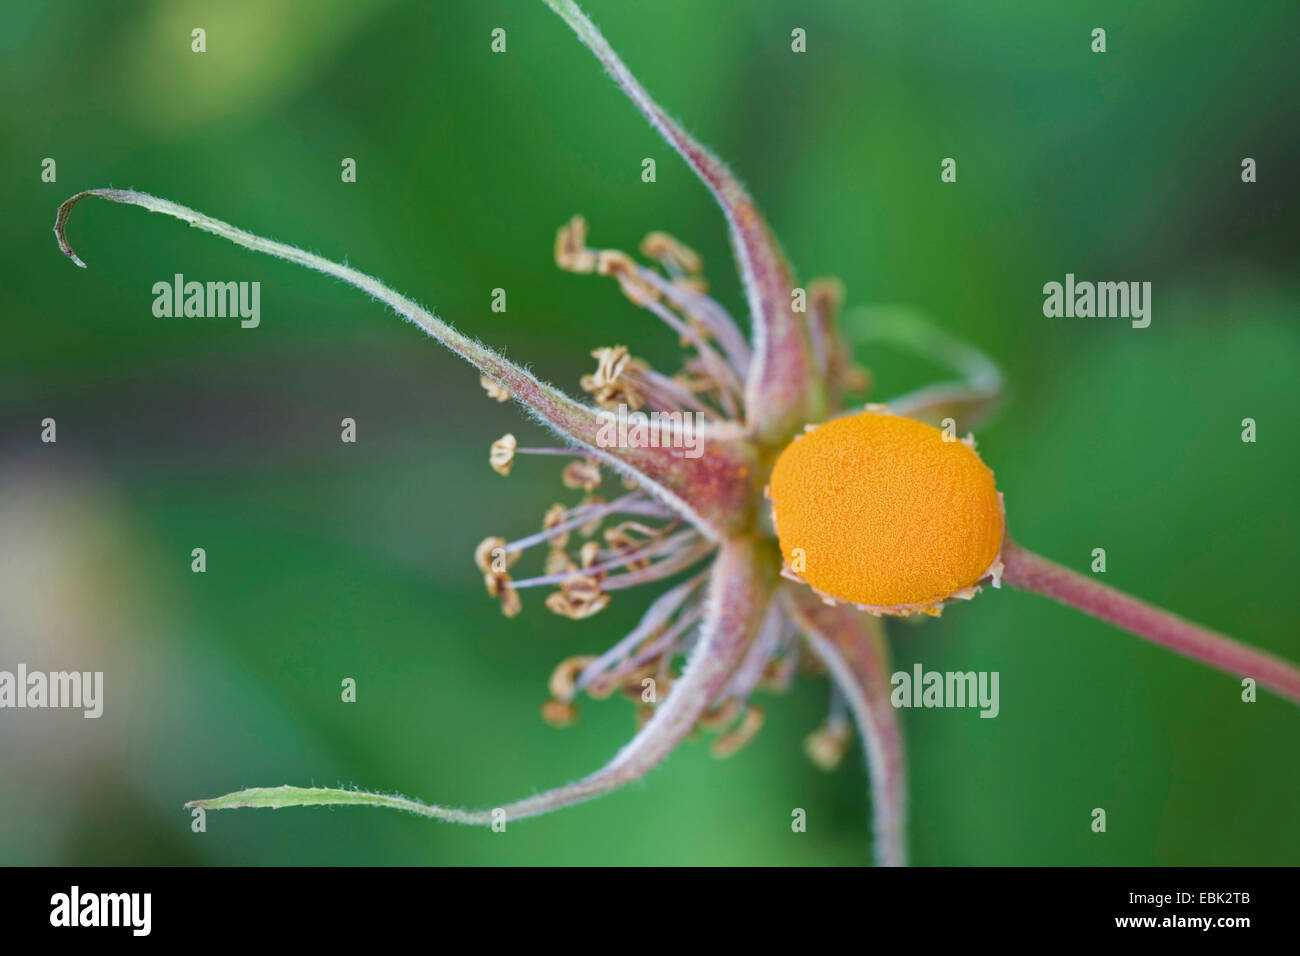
[1002,539,1300,705]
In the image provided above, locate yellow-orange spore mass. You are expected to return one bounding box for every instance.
[769,411,1003,611]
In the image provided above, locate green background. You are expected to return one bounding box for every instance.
[1,0,1296,865]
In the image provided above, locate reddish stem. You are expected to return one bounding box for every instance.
[1001,539,1300,705]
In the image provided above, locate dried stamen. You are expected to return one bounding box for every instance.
[561,458,603,492]
[640,231,701,276]
[710,705,765,758]
[554,215,597,273]
[574,571,708,693]
[580,346,648,411]
[803,717,852,771]
[544,573,610,619]
[724,600,787,703]
[489,433,517,476]
[548,655,598,702]
[541,699,579,727]
[480,375,512,403]
[587,603,704,697]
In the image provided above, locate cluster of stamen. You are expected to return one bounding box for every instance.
[531,571,812,758]
[466,216,834,758]
[556,215,751,421]
[475,216,759,629]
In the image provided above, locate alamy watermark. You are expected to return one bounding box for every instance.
[50,886,150,936]
[1042,273,1151,329]
[152,273,260,328]
[891,663,999,718]
[595,404,706,459]
[0,664,103,718]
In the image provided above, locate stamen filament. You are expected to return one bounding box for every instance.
[504,493,654,553]
[576,571,709,692]
[515,446,594,457]
[511,529,704,588]
[589,603,705,692]
[637,294,744,416]
[639,369,725,420]
[725,599,785,702]
[597,539,714,590]
[632,264,751,373]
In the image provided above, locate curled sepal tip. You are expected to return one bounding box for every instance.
[52,187,758,539]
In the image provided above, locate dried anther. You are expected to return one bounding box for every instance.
[541,503,572,549]
[545,549,577,576]
[475,536,521,617]
[596,249,661,307]
[545,574,610,619]
[541,699,578,727]
[695,698,739,731]
[612,520,680,571]
[554,214,596,273]
[577,497,606,537]
[561,457,602,492]
[474,536,514,574]
[548,655,597,701]
[496,584,522,618]
[580,346,647,410]
[803,721,852,771]
[710,706,765,758]
[640,231,702,276]
[480,375,512,403]
[489,433,517,476]
[758,654,798,694]
[481,569,521,618]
